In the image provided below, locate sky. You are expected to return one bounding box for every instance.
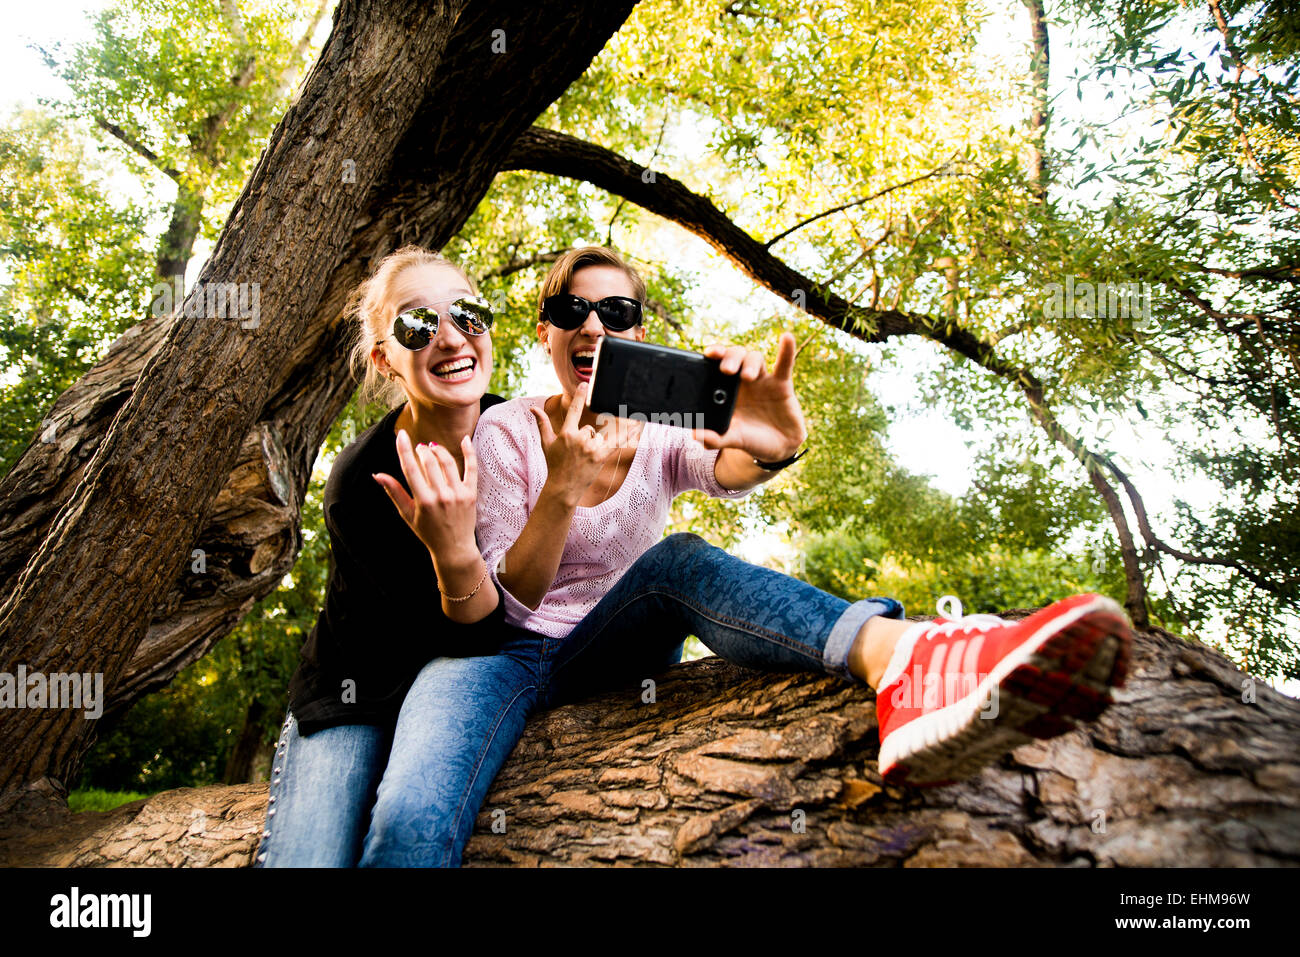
[2,1,1294,694]
[0,1,102,109]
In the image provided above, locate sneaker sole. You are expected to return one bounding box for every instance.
[879,596,1132,787]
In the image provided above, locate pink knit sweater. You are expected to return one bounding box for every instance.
[473,395,752,638]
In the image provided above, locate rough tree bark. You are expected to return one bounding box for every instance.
[1,623,1295,867]
[0,0,639,810]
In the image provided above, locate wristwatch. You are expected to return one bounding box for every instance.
[753,447,808,472]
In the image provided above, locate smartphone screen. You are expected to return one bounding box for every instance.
[587,337,738,434]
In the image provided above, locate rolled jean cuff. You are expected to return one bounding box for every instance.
[822,597,905,683]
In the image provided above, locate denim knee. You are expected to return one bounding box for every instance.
[646,531,711,574]
[363,790,463,868]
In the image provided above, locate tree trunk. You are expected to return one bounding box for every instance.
[1023,0,1050,200]
[1,624,1295,867]
[222,699,268,785]
[0,0,638,811]
[154,185,204,285]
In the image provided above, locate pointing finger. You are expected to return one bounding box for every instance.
[771,331,797,381]
[563,384,588,432]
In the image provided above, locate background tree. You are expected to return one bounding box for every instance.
[0,110,154,474]
[40,0,333,282]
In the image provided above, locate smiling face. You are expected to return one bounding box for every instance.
[537,264,645,397]
[372,262,492,409]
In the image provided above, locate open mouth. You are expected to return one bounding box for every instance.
[432,355,476,382]
[571,348,595,381]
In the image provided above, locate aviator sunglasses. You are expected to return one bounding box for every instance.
[391,296,494,351]
[541,294,642,332]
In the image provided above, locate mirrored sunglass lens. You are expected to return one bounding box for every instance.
[394,311,434,349]
[449,297,492,334]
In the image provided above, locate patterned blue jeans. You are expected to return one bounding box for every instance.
[257,531,902,867]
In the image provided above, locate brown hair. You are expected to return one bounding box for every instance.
[536,246,646,322]
[347,245,478,410]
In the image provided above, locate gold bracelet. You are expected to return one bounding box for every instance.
[439,560,488,603]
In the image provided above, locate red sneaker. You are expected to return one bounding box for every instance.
[876,593,1132,787]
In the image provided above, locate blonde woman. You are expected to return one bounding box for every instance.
[257,245,506,867]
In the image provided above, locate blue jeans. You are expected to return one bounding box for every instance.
[255,713,390,867]
[257,532,902,867]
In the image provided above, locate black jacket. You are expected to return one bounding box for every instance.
[287,395,508,736]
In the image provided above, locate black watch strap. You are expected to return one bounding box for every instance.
[753,447,808,472]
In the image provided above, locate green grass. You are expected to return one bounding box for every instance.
[67,788,151,813]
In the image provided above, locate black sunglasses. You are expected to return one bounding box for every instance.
[391,296,494,351]
[542,294,642,332]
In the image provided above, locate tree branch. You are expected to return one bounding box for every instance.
[478,249,566,281]
[763,162,963,249]
[1023,0,1050,200]
[1207,0,1299,212]
[503,127,924,342]
[1192,262,1300,284]
[92,116,181,182]
[1098,452,1294,595]
[502,126,1156,623]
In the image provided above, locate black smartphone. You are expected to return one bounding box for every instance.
[586,336,738,434]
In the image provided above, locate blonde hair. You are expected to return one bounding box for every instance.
[536,246,646,321]
[347,245,478,410]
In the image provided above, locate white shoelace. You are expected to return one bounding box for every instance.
[921,595,1012,638]
[877,595,1012,691]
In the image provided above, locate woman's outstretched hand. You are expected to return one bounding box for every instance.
[530,383,619,506]
[691,331,807,463]
[373,430,480,563]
